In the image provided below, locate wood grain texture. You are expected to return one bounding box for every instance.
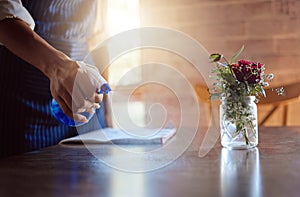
[0,127,300,197]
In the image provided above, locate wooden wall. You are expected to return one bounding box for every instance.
[139,0,300,126]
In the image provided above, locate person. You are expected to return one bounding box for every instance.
[0,0,108,158]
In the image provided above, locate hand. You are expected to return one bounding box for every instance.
[49,60,104,122]
[0,18,105,122]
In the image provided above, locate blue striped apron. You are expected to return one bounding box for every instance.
[0,0,106,158]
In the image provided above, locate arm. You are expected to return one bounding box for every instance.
[0,18,71,77]
[0,18,102,122]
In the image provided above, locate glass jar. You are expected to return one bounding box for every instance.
[220,96,258,149]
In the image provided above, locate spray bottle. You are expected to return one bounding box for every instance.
[50,61,111,127]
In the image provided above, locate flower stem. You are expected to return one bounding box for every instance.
[223,56,230,65]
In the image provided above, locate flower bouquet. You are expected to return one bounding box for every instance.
[209,46,278,149]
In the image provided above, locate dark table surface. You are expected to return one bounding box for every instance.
[0,126,300,197]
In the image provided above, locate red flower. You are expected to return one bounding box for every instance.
[231,60,263,84]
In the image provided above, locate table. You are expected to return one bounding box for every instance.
[0,127,300,197]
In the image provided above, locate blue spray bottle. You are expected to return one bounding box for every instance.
[50,62,111,127]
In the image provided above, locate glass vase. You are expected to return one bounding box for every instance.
[220,96,258,149]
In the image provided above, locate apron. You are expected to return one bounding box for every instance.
[0,0,106,157]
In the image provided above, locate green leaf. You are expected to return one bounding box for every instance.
[260,86,266,97]
[230,45,244,64]
[210,53,223,62]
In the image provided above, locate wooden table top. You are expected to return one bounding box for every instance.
[0,126,300,197]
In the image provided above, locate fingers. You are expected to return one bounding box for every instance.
[73,114,88,123]
[76,99,100,113]
[72,81,99,108]
[94,93,103,103]
[49,60,106,123]
[72,102,100,123]
[55,96,73,119]
[71,63,105,110]
[72,88,103,112]
[55,94,101,123]
[92,102,101,110]
[84,93,103,104]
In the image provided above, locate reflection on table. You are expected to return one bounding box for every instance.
[221,148,261,197]
[0,127,300,197]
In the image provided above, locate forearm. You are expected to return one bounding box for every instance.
[0,18,102,121]
[0,18,72,78]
